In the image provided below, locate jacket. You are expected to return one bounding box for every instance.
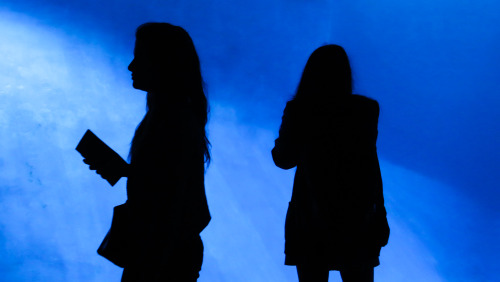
[272,94,389,269]
[126,99,211,263]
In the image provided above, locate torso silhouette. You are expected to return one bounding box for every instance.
[272,94,388,269]
[126,98,210,263]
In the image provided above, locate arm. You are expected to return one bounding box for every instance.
[272,101,301,169]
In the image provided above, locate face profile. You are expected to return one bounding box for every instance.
[127,23,204,103]
[128,42,155,92]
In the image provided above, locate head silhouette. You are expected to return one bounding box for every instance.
[128,23,204,100]
[294,44,352,102]
[128,22,210,164]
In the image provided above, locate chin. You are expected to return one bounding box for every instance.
[132,81,147,92]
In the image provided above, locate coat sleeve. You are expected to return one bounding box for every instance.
[272,101,301,169]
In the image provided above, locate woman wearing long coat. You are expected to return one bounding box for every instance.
[86,23,211,281]
[272,45,389,282]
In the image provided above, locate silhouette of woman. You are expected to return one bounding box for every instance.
[86,23,211,281]
[272,45,389,282]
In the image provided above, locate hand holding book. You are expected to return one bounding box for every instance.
[76,130,129,186]
[83,157,130,182]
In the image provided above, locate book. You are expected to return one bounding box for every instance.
[76,129,127,186]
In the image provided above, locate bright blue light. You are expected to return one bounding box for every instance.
[0,1,498,281]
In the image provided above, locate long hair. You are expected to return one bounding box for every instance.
[293,44,352,103]
[129,22,210,165]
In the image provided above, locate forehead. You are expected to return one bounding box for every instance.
[133,40,147,55]
[133,38,165,57]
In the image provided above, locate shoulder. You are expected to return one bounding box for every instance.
[351,94,379,113]
[149,102,201,142]
[351,94,379,106]
[156,101,197,126]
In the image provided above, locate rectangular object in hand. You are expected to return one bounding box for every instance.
[76,129,126,186]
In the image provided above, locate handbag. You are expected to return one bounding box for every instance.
[97,203,130,268]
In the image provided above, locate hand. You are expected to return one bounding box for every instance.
[83,158,129,180]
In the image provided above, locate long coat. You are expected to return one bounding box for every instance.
[272,94,389,270]
[125,99,211,266]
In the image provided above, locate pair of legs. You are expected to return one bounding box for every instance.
[121,235,204,282]
[297,264,374,282]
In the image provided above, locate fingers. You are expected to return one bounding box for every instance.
[83,159,97,170]
[83,158,105,170]
[83,158,101,167]
[83,158,124,179]
[94,162,117,177]
[96,170,118,181]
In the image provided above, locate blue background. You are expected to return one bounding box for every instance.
[0,1,498,281]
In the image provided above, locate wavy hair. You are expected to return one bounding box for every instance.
[294,44,352,102]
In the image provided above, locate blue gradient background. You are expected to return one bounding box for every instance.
[0,1,498,281]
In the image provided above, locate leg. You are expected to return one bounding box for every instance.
[296,263,329,282]
[122,265,199,282]
[122,235,204,282]
[340,267,374,282]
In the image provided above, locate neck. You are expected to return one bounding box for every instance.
[147,91,190,111]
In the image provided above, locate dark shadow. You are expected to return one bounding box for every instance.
[272,44,389,282]
[83,22,211,281]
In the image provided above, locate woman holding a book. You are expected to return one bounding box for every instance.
[84,23,211,281]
